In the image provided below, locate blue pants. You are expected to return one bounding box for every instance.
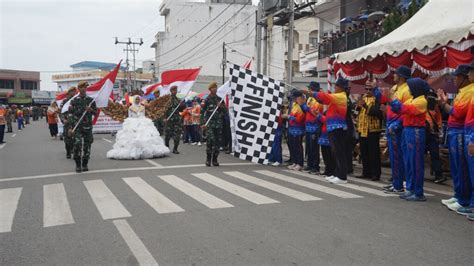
[269,126,283,164]
[448,128,470,206]
[17,118,23,130]
[306,131,320,171]
[0,124,5,143]
[288,134,304,166]
[463,130,474,206]
[387,128,405,190]
[402,127,426,197]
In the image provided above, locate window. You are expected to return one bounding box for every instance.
[0,79,14,89]
[20,80,38,90]
[309,30,318,48]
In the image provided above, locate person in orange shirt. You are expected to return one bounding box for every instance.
[47,101,59,139]
[190,99,202,145]
[180,100,193,144]
[0,105,6,144]
[16,107,24,130]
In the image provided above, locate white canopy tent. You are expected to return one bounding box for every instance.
[335,0,474,64]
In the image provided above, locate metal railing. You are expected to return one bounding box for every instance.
[318,28,382,59]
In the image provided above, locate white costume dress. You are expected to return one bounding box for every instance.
[106,102,170,160]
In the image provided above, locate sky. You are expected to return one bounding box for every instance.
[0,0,166,90]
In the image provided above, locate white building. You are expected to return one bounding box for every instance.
[151,0,257,89]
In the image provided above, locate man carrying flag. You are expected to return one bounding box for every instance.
[70,81,97,173]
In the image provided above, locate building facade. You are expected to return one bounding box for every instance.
[0,69,40,105]
[151,0,257,82]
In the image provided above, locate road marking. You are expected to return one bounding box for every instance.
[0,143,5,150]
[11,134,16,138]
[258,170,362,199]
[123,177,184,214]
[102,138,113,144]
[0,163,255,183]
[192,173,279,205]
[145,159,162,167]
[113,219,159,266]
[83,180,131,220]
[0,187,22,233]
[159,175,233,209]
[43,183,75,227]
[224,171,321,201]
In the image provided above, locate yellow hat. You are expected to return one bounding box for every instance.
[208,81,218,89]
[77,81,89,88]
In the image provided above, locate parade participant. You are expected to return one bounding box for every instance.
[23,106,30,125]
[200,81,226,166]
[152,90,165,136]
[181,100,193,144]
[312,78,349,184]
[437,64,473,211]
[269,111,285,167]
[60,86,77,159]
[425,91,445,183]
[164,86,184,154]
[107,95,170,160]
[190,99,202,146]
[287,90,306,171]
[6,106,13,133]
[69,81,97,173]
[375,66,412,193]
[356,80,383,181]
[0,105,6,144]
[301,81,323,174]
[461,61,474,220]
[318,111,335,177]
[16,107,24,130]
[46,101,59,139]
[388,78,429,201]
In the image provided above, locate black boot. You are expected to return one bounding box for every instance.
[165,138,170,148]
[172,143,179,154]
[66,147,71,159]
[205,153,211,167]
[82,159,89,172]
[212,153,219,167]
[75,160,82,173]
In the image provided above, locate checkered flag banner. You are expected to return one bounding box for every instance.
[228,63,284,164]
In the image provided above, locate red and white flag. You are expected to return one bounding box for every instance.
[142,82,162,96]
[61,61,121,113]
[144,68,200,96]
[55,91,68,107]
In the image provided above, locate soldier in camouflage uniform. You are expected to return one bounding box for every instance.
[59,86,77,159]
[152,90,165,136]
[200,81,227,166]
[164,86,184,154]
[69,81,97,173]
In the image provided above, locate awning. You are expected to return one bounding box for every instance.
[0,89,13,98]
[8,97,32,104]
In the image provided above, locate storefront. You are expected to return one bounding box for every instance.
[32,91,56,105]
[8,92,32,105]
[0,89,13,105]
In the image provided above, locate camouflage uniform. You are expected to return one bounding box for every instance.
[164,95,184,152]
[70,95,97,171]
[153,118,164,136]
[200,94,227,165]
[60,97,75,158]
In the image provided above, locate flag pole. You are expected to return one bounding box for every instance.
[166,90,192,120]
[205,98,225,127]
[70,99,96,135]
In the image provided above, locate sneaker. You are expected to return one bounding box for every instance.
[434,176,447,184]
[456,206,474,216]
[382,185,394,192]
[302,167,311,172]
[288,164,296,170]
[329,177,348,184]
[383,184,393,190]
[293,165,303,171]
[309,170,319,175]
[197,142,202,146]
[271,162,281,167]
[446,202,463,212]
[191,142,197,145]
[325,175,336,181]
[405,194,427,202]
[399,191,414,199]
[468,214,474,221]
[384,187,405,194]
[441,197,457,207]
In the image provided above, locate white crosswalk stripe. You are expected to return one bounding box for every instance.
[159,175,233,209]
[257,170,362,199]
[281,170,397,197]
[43,183,75,227]
[84,179,132,220]
[123,177,184,214]
[192,173,279,205]
[224,171,322,201]
[0,187,22,233]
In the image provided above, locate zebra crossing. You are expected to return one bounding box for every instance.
[0,169,445,234]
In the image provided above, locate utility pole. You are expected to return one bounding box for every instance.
[287,0,295,89]
[115,37,143,92]
[262,24,268,75]
[256,7,262,73]
[222,42,227,84]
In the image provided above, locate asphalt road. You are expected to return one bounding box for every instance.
[0,120,472,266]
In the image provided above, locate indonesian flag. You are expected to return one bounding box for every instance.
[217,58,252,99]
[61,61,121,113]
[142,82,162,96]
[143,68,200,96]
[55,91,68,107]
